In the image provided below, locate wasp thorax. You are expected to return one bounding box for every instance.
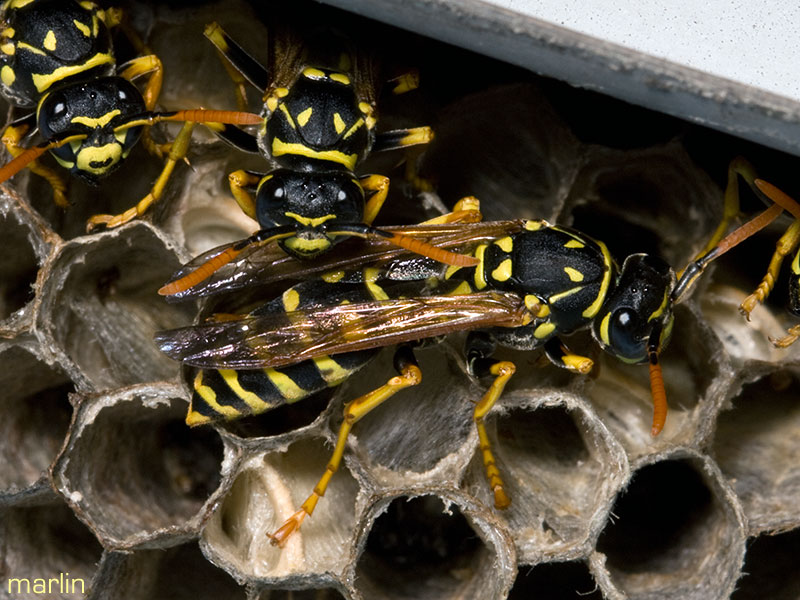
[593,253,676,363]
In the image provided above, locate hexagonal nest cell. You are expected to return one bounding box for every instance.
[2,0,800,598]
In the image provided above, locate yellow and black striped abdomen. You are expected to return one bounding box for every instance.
[188,348,375,426]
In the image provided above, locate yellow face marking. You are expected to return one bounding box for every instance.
[43,30,57,51]
[358,102,373,115]
[1,65,15,86]
[582,240,613,318]
[450,281,474,296]
[266,96,278,112]
[16,41,45,56]
[473,244,488,290]
[342,117,364,140]
[302,67,326,80]
[491,258,513,282]
[272,138,358,170]
[114,129,128,145]
[283,212,336,227]
[1,43,15,55]
[74,19,91,37]
[648,289,670,322]
[266,369,307,401]
[219,369,272,413]
[534,322,556,339]
[321,270,346,283]
[76,143,123,174]
[548,286,584,304]
[364,267,389,300]
[599,312,611,346]
[332,112,346,134]
[296,106,313,127]
[282,288,300,312]
[329,72,350,85]
[31,52,113,92]
[283,237,331,253]
[191,372,240,422]
[279,104,296,128]
[524,220,545,231]
[71,109,121,128]
[495,236,513,252]
[313,356,352,385]
[564,267,584,282]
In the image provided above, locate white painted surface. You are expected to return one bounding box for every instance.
[496,0,800,101]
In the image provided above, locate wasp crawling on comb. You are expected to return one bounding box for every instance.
[155,189,794,546]
[0,0,261,230]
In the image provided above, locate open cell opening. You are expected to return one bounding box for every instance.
[0,210,40,321]
[597,459,741,598]
[732,528,800,600]
[2,502,103,599]
[712,372,800,532]
[508,561,602,599]
[0,346,74,492]
[355,495,498,600]
[55,394,223,546]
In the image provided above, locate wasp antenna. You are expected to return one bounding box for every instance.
[755,178,800,220]
[0,132,88,184]
[648,356,667,437]
[384,231,479,267]
[159,245,244,295]
[155,109,262,126]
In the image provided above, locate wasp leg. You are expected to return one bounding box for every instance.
[1,124,68,208]
[543,337,594,374]
[118,54,170,158]
[86,122,195,231]
[360,174,390,225]
[388,69,420,95]
[228,170,261,220]
[740,220,800,319]
[773,323,800,348]
[268,346,422,547]
[372,126,433,154]
[466,332,512,510]
[204,22,270,92]
[421,196,483,225]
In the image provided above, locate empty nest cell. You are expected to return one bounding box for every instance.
[52,385,224,549]
[508,561,602,599]
[731,528,800,600]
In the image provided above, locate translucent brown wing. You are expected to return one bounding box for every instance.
[162,221,524,302]
[155,291,531,369]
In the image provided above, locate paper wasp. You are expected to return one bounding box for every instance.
[156,18,464,296]
[0,0,261,230]
[155,190,798,547]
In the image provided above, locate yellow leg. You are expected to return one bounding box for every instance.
[2,124,68,207]
[389,70,420,95]
[268,358,423,547]
[86,122,196,231]
[740,220,800,318]
[119,54,169,158]
[228,170,260,220]
[421,196,483,225]
[473,361,515,510]
[214,49,250,111]
[360,174,390,225]
[773,324,800,348]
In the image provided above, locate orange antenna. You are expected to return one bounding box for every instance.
[648,357,667,437]
[755,178,800,220]
[153,109,262,126]
[0,133,87,184]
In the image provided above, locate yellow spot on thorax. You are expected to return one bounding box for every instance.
[31,52,113,92]
[524,295,549,317]
[548,286,584,304]
[491,258,513,282]
[1,27,16,38]
[564,266,584,282]
[1,65,15,86]
[564,239,585,249]
[524,220,545,231]
[43,30,57,51]
[1,43,15,55]
[16,41,45,56]
[302,67,326,79]
[271,138,357,169]
[283,212,336,227]
[329,72,350,85]
[71,109,120,128]
[444,264,461,280]
[74,19,91,37]
[332,112,346,134]
[296,106,313,127]
[358,102,373,115]
[494,236,513,252]
[534,322,556,339]
[275,87,289,97]
[266,96,278,112]
[342,117,363,139]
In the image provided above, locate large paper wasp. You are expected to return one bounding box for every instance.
[0,0,260,230]
[155,191,797,547]
[156,17,471,297]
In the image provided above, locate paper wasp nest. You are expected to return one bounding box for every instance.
[2,1,799,599]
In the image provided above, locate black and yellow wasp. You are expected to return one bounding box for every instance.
[157,18,461,296]
[155,194,792,547]
[0,0,260,229]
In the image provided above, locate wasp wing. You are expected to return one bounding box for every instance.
[162,220,525,302]
[156,291,531,369]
